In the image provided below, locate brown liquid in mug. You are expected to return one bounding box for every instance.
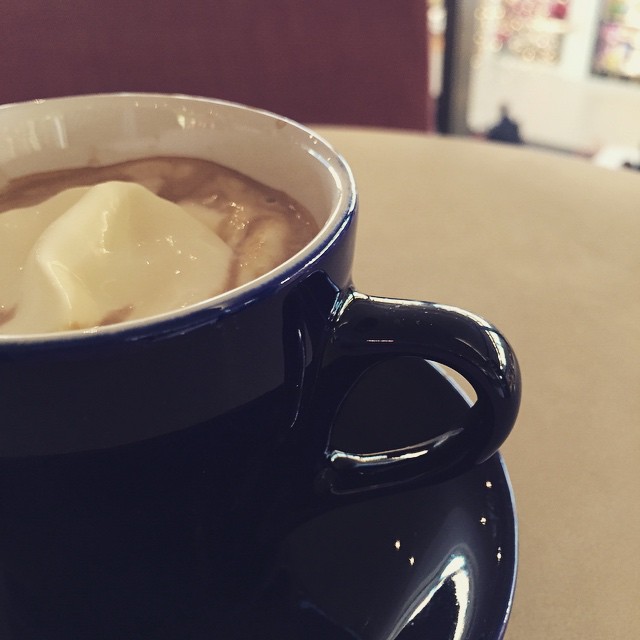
[0,157,319,328]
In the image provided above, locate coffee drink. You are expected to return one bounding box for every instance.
[0,157,318,334]
[0,96,521,640]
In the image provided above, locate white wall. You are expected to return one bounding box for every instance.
[466,0,640,153]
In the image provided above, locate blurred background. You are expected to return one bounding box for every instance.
[432,0,640,169]
[2,1,639,171]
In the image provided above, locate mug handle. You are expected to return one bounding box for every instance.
[308,289,521,494]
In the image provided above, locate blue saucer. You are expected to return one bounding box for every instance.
[0,358,517,639]
[278,453,516,639]
[211,455,517,640]
[204,358,518,639]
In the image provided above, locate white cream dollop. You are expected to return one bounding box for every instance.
[0,181,233,334]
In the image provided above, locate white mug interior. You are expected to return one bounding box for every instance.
[0,94,356,338]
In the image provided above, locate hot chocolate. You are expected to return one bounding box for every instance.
[0,157,318,334]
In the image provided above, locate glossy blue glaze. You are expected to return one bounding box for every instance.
[0,95,521,638]
[0,357,517,639]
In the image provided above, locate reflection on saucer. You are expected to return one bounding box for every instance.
[0,358,516,640]
[222,358,517,639]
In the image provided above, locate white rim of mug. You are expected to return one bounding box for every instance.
[0,93,357,344]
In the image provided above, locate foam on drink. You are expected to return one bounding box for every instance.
[0,157,318,334]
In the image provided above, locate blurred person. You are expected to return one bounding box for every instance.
[486,105,524,145]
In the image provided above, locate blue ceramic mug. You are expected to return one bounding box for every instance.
[0,95,520,637]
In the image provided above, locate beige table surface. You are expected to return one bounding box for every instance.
[313,126,640,640]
